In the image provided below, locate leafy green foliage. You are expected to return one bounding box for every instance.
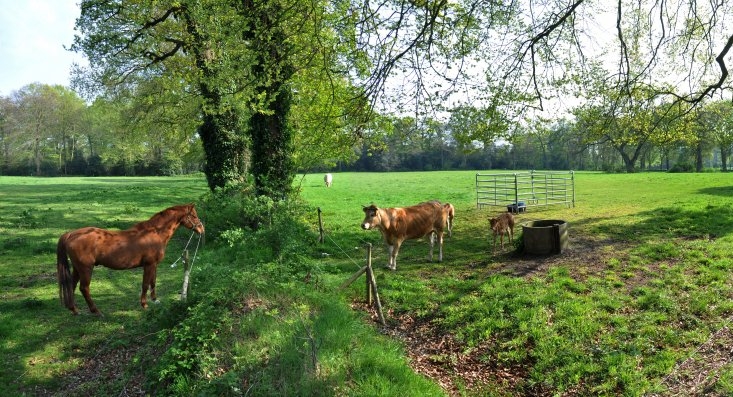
[71,0,369,196]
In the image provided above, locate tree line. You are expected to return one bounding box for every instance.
[4,1,733,188]
[0,83,203,176]
[2,82,732,177]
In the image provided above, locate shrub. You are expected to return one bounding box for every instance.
[668,162,694,173]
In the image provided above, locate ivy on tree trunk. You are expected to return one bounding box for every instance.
[198,109,247,191]
[251,85,294,199]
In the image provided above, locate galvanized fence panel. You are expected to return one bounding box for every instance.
[476,170,575,210]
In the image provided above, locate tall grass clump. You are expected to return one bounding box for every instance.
[140,183,442,396]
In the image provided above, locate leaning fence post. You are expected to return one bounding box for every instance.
[366,243,373,305]
[317,207,324,243]
[367,259,386,326]
[337,265,368,290]
[364,243,386,326]
[337,244,386,326]
[181,250,191,301]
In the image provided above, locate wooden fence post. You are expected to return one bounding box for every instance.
[367,259,386,326]
[181,250,191,301]
[338,243,386,326]
[366,243,373,305]
[317,207,324,243]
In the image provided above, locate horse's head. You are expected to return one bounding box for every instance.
[361,204,381,230]
[183,204,205,234]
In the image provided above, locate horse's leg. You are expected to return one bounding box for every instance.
[141,266,153,309]
[150,265,159,303]
[438,230,444,262]
[69,268,81,315]
[428,232,435,262]
[77,268,101,316]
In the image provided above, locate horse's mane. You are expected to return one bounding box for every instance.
[131,204,190,231]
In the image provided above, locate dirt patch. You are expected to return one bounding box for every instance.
[497,236,626,278]
[362,235,733,396]
[19,271,57,288]
[379,309,548,396]
[25,342,148,397]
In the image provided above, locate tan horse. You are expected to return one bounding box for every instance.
[489,212,515,252]
[57,203,204,315]
[361,201,447,270]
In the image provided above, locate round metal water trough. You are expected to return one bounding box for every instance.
[522,220,568,255]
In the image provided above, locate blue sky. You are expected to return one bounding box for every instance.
[0,0,85,96]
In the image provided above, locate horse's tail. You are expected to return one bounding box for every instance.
[56,234,75,310]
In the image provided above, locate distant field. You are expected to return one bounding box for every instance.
[297,171,733,270]
[3,172,733,395]
[298,170,733,395]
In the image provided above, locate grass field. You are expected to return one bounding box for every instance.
[2,171,733,395]
[299,171,733,395]
[0,176,211,395]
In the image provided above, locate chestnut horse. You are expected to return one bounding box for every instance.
[57,203,204,315]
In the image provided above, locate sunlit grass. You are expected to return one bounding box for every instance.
[0,176,210,395]
[3,172,733,395]
[302,170,733,395]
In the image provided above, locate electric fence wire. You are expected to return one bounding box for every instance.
[648,312,733,396]
[320,226,511,270]
[324,231,376,269]
[169,228,200,268]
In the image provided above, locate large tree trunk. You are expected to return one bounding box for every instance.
[621,152,636,173]
[695,142,704,172]
[613,139,647,173]
[250,84,294,199]
[615,143,637,173]
[34,136,42,176]
[247,2,294,201]
[198,109,247,191]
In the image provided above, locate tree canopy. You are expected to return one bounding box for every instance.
[71,0,368,197]
[3,0,727,187]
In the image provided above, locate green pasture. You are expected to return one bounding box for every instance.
[301,171,733,395]
[2,171,733,395]
[0,176,210,394]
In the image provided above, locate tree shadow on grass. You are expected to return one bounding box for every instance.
[2,181,208,209]
[697,185,733,198]
[429,202,733,286]
[587,204,733,242]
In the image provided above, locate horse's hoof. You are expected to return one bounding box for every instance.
[153,299,161,305]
